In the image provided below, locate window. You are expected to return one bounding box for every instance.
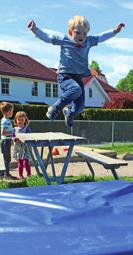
[32,81,38,96]
[53,83,58,97]
[45,82,51,97]
[45,82,58,98]
[1,78,10,95]
[89,88,92,98]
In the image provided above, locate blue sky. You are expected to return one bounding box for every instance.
[0,0,133,86]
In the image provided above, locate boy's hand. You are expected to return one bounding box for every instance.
[27,20,36,31]
[114,23,125,33]
[12,137,21,143]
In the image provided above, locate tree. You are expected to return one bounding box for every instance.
[115,70,133,92]
[90,60,102,73]
[104,92,133,109]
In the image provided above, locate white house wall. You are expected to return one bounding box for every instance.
[0,76,61,105]
[85,79,108,107]
[0,75,108,108]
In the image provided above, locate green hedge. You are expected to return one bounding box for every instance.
[0,104,64,120]
[1,104,133,121]
[82,108,133,121]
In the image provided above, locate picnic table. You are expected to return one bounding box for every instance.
[16,132,86,184]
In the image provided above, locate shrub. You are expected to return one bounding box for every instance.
[82,108,133,121]
[104,93,133,109]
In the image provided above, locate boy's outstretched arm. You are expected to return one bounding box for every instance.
[27,20,64,45]
[97,23,125,43]
[27,19,53,43]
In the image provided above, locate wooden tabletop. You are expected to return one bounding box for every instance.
[16,132,86,143]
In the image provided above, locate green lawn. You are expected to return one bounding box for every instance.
[82,143,133,155]
[0,174,133,189]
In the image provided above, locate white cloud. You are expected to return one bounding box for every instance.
[41,2,63,8]
[116,0,133,10]
[104,37,133,52]
[0,33,60,71]
[92,53,133,86]
[36,57,59,69]
[72,0,106,8]
[5,18,18,23]
[0,33,60,58]
[42,28,64,37]
[0,35,28,55]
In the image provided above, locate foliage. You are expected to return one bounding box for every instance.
[115,70,133,92]
[0,180,10,189]
[26,175,47,186]
[1,103,133,121]
[90,60,102,72]
[82,108,133,120]
[104,93,133,109]
[0,103,64,120]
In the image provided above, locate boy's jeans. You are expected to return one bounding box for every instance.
[1,139,11,175]
[54,73,85,117]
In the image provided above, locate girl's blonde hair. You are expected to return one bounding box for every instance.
[68,16,90,34]
[13,111,29,126]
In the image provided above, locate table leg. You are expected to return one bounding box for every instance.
[27,144,40,175]
[41,147,44,159]
[58,144,74,184]
[86,160,95,179]
[32,146,51,185]
[40,146,51,172]
[48,146,56,178]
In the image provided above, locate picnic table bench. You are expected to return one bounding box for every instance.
[75,150,128,180]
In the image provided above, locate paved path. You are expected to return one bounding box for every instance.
[9,160,133,179]
[1,145,133,179]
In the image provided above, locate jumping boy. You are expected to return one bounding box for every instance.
[0,102,16,179]
[28,16,125,127]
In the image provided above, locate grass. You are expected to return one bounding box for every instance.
[0,142,133,189]
[82,143,133,155]
[0,174,133,189]
[0,175,47,189]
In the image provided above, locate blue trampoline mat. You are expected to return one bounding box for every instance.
[0,180,133,255]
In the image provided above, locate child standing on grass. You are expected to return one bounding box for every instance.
[0,102,16,179]
[13,111,31,179]
[28,16,125,127]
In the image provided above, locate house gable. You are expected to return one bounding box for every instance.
[83,74,120,107]
[84,77,110,107]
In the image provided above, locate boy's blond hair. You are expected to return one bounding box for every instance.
[68,16,90,34]
[13,111,29,126]
[0,101,13,114]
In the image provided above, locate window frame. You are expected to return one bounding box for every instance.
[32,81,38,97]
[89,88,92,98]
[45,82,52,97]
[1,77,10,95]
[53,83,58,98]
